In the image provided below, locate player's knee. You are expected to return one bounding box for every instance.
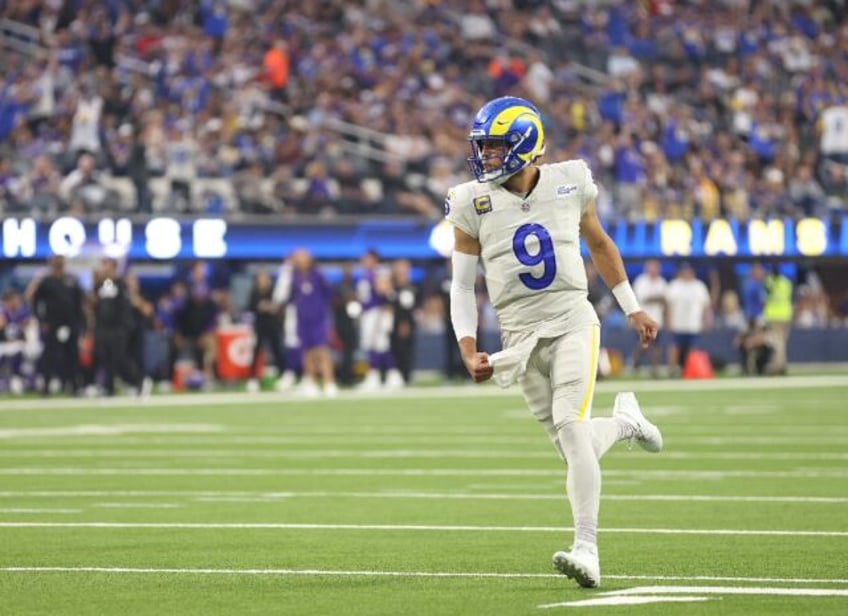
[552,398,580,431]
[553,417,579,432]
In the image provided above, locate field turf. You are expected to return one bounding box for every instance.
[1,375,847,615]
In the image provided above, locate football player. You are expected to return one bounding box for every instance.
[356,249,401,390]
[445,96,664,588]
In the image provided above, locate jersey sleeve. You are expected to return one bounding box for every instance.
[579,160,599,214]
[444,185,479,239]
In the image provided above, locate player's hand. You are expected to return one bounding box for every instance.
[462,351,493,383]
[628,310,659,348]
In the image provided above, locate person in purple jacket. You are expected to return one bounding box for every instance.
[274,249,337,398]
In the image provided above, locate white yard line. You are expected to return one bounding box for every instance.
[0,508,81,514]
[0,424,223,438]
[92,503,181,509]
[541,596,711,608]
[1,522,846,537]
[538,585,848,609]
[661,452,848,460]
[5,435,847,447]
[0,467,845,479]
[2,449,848,461]
[0,490,252,498]
[0,449,556,460]
[0,566,846,586]
[193,491,848,504]
[0,375,844,413]
[6,436,848,448]
[2,489,845,504]
[673,437,848,446]
[607,585,848,596]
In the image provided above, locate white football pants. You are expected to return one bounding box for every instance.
[517,324,620,545]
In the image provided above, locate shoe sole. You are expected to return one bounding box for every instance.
[552,553,599,588]
[615,393,663,454]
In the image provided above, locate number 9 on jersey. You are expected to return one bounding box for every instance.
[512,223,557,290]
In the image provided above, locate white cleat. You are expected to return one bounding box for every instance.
[275,371,297,392]
[357,369,382,392]
[384,369,406,390]
[552,541,600,588]
[323,382,339,398]
[297,378,321,398]
[613,392,663,453]
[9,376,24,395]
[140,377,153,399]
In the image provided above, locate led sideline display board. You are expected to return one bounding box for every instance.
[0,215,846,261]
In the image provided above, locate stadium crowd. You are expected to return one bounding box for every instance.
[0,0,846,220]
[0,251,438,396]
[1,249,846,396]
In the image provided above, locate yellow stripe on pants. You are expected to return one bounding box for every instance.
[577,325,600,422]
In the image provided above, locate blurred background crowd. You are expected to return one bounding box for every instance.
[1,249,845,396]
[0,0,846,220]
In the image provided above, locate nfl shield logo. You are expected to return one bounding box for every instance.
[521,202,531,212]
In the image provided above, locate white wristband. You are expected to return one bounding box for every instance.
[611,280,641,316]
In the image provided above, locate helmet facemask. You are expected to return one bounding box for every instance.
[468,136,511,183]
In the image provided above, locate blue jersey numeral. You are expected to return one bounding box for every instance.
[512,223,556,290]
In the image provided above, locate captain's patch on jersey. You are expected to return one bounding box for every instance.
[557,184,578,196]
[473,195,493,215]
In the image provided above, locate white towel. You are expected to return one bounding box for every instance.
[489,336,539,389]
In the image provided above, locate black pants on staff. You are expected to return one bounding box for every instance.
[443,322,465,380]
[127,325,148,379]
[391,330,415,384]
[336,324,357,386]
[251,321,285,377]
[40,326,80,395]
[95,327,141,396]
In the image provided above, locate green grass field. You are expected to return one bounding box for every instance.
[1,376,847,615]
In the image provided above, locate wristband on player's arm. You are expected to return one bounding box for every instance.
[450,251,479,341]
[612,280,641,316]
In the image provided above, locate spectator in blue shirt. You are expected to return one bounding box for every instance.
[741,263,766,327]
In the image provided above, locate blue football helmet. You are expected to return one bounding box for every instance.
[467,96,546,183]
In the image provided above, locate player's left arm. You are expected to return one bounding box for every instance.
[580,200,658,347]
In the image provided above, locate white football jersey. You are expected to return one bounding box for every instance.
[445,160,599,338]
[633,273,668,327]
[666,278,711,334]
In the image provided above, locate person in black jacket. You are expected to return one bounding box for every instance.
[126,272,155,388]
[247,270,284,391]
[174,283,219,384]
[28,255,84,395]
[93,258,143,396]
[332,262,359,387]
[389,259,418,385]
[437,259,465,381]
